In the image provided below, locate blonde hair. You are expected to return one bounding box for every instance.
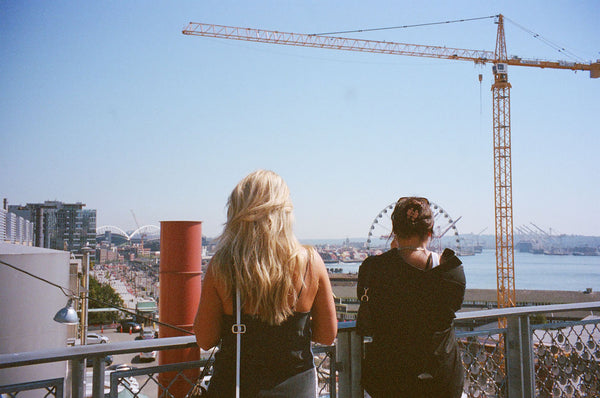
[211,170,308,325]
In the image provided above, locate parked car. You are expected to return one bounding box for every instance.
[67,333,109,346]
[86,333,110,344]
[139,350,157,362]
[135,329,156,340]
[107,364,137,372]
[136,329,157,361]
[117,320,141,333]
[86,354,113,367]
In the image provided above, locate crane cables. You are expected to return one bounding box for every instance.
[310,15,498,36]
[503,16,586,62]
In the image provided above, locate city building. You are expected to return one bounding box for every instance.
[1,201,34,245]
[7,200,96,254]
[0,242,76,387]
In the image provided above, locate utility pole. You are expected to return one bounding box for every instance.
[81,247,92,346]
[72,247,92,398]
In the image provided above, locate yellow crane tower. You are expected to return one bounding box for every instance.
[182,15,599,314]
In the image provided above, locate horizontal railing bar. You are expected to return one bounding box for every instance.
[456,328,506,338]
[455,301,600,320]
[530,316,600,331]
[2,301,599,370]
[0,336,197,369]
[329,302,600,327]
[313,345,335,354]
[113,359,207,378]
[338,321,356,330]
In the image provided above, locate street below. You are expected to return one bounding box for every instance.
[88,325,161,397]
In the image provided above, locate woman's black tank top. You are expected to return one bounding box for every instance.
[206,311,313,397]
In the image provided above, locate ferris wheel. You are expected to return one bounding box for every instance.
[365,200,462,253]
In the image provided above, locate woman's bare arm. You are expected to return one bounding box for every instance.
[193,263,224,350]
[310,255,338,345]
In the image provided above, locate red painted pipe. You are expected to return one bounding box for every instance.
[158,221,202,397]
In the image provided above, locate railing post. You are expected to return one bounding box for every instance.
[335,330,363,398]
[329,347,337,398]
[92,357,106,398]
[56,378,64,398]
[336,331,350,398]
[70,358,85,398]
[506,315,534,398]
[350,331,363,398]
[520,315,535,398]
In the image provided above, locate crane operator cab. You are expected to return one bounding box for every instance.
[493,63,509,84]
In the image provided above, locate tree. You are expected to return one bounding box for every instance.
[88,276,124,324]
[530,313,547,325]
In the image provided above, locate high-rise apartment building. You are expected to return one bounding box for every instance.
[7,201,96,253]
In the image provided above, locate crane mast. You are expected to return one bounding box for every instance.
[491,15,516,319]
[183,16,599,313]
[492,11,514,340]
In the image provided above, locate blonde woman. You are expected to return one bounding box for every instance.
[194,170,337,397]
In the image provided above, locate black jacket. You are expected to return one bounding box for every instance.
[357,248,466,398]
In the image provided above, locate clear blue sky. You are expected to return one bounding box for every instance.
[1,1,599,239]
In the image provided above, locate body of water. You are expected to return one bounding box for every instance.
[327,250,600,292]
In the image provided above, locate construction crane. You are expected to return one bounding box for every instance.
[182,16,599,314]
[130,209,146,253]
[475,227,488,252]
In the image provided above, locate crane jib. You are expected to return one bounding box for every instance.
[183,22,600,77]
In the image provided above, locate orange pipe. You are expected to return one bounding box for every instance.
[158,221,202,397]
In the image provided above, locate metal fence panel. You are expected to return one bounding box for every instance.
[531,318,600,397]
[0,378,64,398]
[457,329,507,397]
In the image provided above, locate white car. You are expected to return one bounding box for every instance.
[67,333,109,346]
[136,329,156,340]
[107,364,136,372]
[86,333,110,344]
[139,350,157,361]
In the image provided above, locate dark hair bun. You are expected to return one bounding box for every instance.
[391,197,434,240]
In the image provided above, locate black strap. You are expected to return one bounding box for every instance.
[232,280,245,398]
[356,259,375,336]
[425,253,433,270]
[296,260,311,300]
[232,286,246,334]
[359,260,373,302]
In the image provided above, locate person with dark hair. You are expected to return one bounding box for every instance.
[357,196,466,398]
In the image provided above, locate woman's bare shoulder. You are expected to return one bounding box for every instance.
[302,246,327,273]
[301,244,316,257]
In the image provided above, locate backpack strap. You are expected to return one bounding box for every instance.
[232,279,246,398]
[296,257,311,300]
[356,258,376,336]
[358,260,372,302]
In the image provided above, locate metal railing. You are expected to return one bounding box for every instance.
[1,301,599,398]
